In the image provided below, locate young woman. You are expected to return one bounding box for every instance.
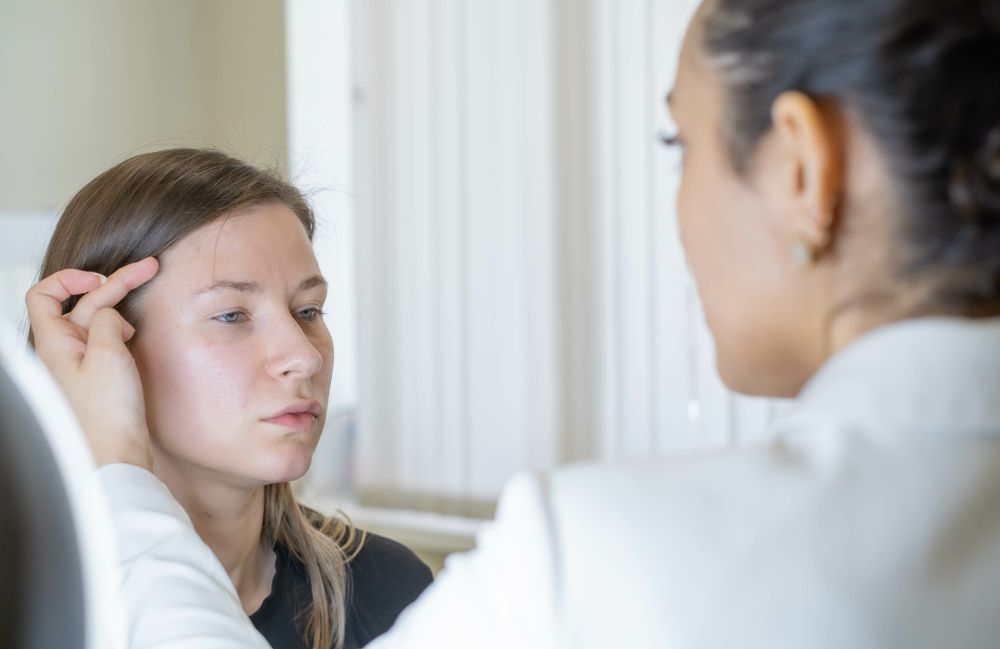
[28,0,1000,646]
[27,148,432,649]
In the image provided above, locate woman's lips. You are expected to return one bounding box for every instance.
[264,412,318,432]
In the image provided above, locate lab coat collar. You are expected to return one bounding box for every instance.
[789,317,1000,437]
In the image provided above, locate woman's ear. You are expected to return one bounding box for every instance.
[769,91,844,262]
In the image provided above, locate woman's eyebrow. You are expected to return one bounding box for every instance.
[193,280,261,296]
[192,275,327,296]
[299,275,328,291]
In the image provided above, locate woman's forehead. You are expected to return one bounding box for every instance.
[156,205,320,290]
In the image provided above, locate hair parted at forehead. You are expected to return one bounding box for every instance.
[702,0,1000,314]
[38,148,316,325]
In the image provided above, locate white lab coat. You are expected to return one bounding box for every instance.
[1,317,272,649]
[105,317,1000,648]
[0,323,125,649]
[100,464,272,648]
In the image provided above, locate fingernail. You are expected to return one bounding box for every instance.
[91,272,109,285]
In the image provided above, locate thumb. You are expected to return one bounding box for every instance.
[86,307,135,354]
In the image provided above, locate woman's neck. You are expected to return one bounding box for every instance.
[149,450,276,615]
[826,280,950,358]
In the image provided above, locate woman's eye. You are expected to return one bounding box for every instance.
[659,130,688,163]
[659,130,680,148]
[214,311,246,324]
[297,307,325,321]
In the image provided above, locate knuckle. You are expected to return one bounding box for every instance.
[91,307,125,332]
[94,306,117,319]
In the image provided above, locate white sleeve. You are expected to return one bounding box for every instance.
[366,473,563,649]
[95,463,272,649]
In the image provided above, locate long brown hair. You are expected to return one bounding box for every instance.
[35,148,360,649]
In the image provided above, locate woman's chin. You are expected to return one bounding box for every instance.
[716,353,806,399]
[259,453,314,485]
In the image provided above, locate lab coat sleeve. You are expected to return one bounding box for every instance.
[365,473,562,649]
[95,463,272,649]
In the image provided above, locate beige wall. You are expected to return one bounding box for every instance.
[0,0,287,213]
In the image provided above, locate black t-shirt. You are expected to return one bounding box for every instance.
[250,533,433,648]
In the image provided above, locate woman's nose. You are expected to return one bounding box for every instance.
[266,316,325,379]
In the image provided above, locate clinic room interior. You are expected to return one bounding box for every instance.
[2,0,724,572]
[7,2,1000,647]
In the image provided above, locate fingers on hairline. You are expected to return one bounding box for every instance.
[68,257,159,317]
[25,270,104,325]
[122,257,160,289]
[68,277,135,325]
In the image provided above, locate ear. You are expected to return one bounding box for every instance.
[770,91,843,256]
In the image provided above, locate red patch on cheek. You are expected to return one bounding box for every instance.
[182,346,255,411]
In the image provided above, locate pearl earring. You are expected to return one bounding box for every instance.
[792,198,836,267]
[791,239,816,266]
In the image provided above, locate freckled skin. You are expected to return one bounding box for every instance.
[130,204,333,489]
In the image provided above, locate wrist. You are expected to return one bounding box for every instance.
[93,434,153,470]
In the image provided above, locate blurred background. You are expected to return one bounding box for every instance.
[0,0,785,569]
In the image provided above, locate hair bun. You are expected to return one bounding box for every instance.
[949,124,1000,221]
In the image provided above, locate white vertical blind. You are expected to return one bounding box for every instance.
[352,0,559,500]
[339,0,781,504]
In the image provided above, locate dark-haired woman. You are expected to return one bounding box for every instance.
[364,0,1000,646]
[26,149,432,649]
[29,0,1000,647]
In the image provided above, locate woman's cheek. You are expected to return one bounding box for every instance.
[177,342,259,412]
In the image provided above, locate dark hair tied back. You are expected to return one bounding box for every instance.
[951,126,1000,221]
[703,0,1000,313]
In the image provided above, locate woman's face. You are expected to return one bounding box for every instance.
[131,203,333,488]
[669,11,830,396]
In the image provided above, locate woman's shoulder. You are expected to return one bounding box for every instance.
[344,531,433,644]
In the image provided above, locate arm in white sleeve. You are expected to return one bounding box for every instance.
[366,473,563,649]
[95,463,272,649]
